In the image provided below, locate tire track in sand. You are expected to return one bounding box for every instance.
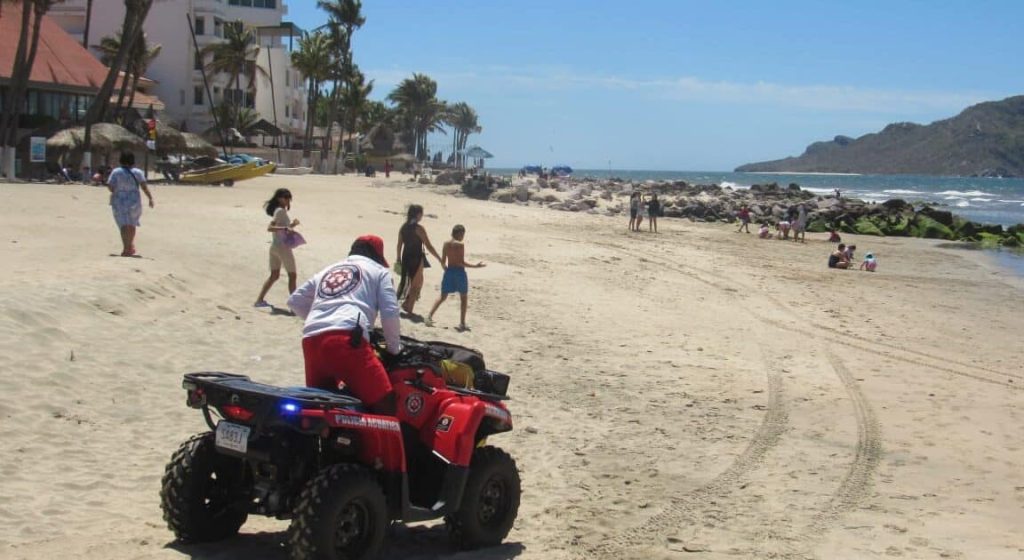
[584,370,788,558]
[797,352,883,548]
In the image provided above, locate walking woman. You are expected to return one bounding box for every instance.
[107,152,154,256]
[255,188,300,307]
[396,204,443,316]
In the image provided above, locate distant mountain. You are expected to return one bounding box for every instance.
[736,95,1024,177]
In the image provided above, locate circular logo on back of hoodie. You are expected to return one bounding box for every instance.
[317,264,361,299]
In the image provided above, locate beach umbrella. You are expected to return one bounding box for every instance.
[46,123,144,153]
[462,145,493,159]
[155,122,187,154]
[181,132,218,157]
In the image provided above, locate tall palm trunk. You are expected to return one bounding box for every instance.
[3,0,46,144]
[83,0,153,163]
[0,0,34,156]
[125,64,142,117]
[82,0,93,48]
[113,59,133,121]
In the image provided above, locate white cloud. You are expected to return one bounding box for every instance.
[365,65,992,116]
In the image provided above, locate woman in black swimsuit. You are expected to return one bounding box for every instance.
[396,204,443,315]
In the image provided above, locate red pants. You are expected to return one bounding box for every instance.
[302,331,393,407]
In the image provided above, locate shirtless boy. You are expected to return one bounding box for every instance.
[427,225,485,330]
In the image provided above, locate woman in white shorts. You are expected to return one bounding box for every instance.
[255,188,299,307]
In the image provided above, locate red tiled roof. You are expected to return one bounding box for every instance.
[0,3,109,92]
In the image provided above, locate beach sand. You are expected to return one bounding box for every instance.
[1,174,1022,559]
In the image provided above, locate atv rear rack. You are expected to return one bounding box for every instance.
[183,372,363,410]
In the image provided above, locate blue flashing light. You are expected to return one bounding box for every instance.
[282,402,299,414]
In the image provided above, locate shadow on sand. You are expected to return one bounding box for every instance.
[165,524,525,560]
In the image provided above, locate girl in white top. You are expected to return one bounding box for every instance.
[255,188,299,308]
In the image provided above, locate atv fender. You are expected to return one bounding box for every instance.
[429,398,508,466]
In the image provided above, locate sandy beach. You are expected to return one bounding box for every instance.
[1,174,1022,560]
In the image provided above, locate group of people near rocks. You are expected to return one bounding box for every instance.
[737,203,809,243]
[628,191,661,232]
[728,199,878,272]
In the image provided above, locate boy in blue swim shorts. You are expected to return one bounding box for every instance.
[427,225,485,330]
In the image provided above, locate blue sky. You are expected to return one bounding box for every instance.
[287,0,1024,171]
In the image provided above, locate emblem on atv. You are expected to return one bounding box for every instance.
[317,264,361,299]
[405,394,424,416]
[435,415,453,432]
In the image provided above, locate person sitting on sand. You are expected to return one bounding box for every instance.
[737,205,751,233]
[860,252,877,272]
[758,223,771,239]
[828,228,842,243]
[776,219,791,240]
[287,235,401,413]
[427,225,486,330]
[829,243,851,269]
[844,244,857,262]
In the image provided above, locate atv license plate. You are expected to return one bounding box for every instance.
[215,421,250,454]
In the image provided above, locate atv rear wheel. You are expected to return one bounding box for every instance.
[160,432,249,542]
[446,446,521,549]
[288,463,387,560]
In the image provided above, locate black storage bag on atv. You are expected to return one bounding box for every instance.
[425,340,510,397]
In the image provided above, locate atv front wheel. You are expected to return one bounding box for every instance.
[288,463,387,560]
[160,432,250,542]
[446,446,521,549]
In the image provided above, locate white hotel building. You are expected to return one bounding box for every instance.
[50,0,308,145]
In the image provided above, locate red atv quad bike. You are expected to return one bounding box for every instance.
[159,331,520,560]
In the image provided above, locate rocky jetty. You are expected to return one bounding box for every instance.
[407,173,1024,248]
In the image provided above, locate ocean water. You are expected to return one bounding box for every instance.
[491,169,1024,227]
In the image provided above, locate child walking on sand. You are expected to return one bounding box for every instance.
[427,225,485,330]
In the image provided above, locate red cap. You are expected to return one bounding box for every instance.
[354,234,389,267]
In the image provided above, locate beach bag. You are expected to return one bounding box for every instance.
[283,230,306,249]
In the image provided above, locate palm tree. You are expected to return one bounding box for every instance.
[0,0,58,175]
[446,102,481,169]
[333,68,372,172]
[290,31,331,154]
[94,32,161,120]
[201,21,258,131]
[318,0,365,170]
[124,38,162,115]
[82,0,154,165]
[387,73,447,161]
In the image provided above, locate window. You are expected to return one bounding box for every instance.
[284,70,289,87]
[194,86,204,106]
[194,51,203,70]
[228,0,276,8]
[194,16,205,35]
[285,105,289,118]
[180,89,186,106]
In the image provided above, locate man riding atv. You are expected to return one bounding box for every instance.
[287,234,401,413]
